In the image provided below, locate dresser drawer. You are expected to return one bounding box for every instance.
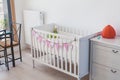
[92,44,120,69]
[92,63,120,80]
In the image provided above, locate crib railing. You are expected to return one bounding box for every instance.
[31,28,80,78]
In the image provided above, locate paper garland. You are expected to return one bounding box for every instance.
[32,30,75,52]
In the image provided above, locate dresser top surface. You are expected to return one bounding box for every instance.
[91,36,120,47]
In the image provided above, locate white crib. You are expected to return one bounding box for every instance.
[31,24,92,80]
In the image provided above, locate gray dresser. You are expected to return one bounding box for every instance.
[90,36,120,80]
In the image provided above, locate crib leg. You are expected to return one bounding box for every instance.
[78,78,81,80]
[33,60,35,68]
[78,76,81,80]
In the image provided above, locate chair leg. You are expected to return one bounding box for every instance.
[19,44,22,62]
[4,49,9,70]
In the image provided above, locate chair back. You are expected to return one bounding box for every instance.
[11,23,21,43]
[0,30,8,49]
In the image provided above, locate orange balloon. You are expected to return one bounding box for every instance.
[102,25,116,38]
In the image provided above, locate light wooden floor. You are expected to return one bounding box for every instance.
[0,49,89,80]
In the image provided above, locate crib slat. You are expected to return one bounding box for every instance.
[65,40,68,72]
[31,30,33,57]
[72,28,75,34]
[61,38,64,69]
[74,38,77,74]
[49,35,52,65]
[65,27,67,32]
[56,37,59,68]
[46,33,49,63]
[36,35,39,59]
[33,37,36,58]
[74,38,77,75]
[37,35,40,59]
[40,33,43,61]
[51,36,55,66]
[34,35,38,58]
[69,27,71,33]
[31,30,35,68]
[69,42,72,73]
[63,27,65,32]
[33,35,36,58]
[81,30,84,37]
[40,32,43,61]
[32,32,35,58]
[77,38,80,76]
[53,38,56,67]
[43,33,46,62]
[39,33,42,61]
[78,30,80,35]
[58,26,62,31]
[46,35,49,64]
[45,34,48,63]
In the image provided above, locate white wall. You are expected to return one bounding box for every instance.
[23,0,120,35]
[14,0,24,23]
[14,0,26,49]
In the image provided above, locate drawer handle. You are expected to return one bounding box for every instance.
[112,50,119,53]
[111,69,117,73]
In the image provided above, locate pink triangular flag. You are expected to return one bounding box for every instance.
[32,31,36,35]
[63,43,69,51]
[37,36,42,42]
[46,40,51,47]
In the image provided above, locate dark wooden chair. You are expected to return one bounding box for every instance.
[0,30,9,70]
[0,23,22,62]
